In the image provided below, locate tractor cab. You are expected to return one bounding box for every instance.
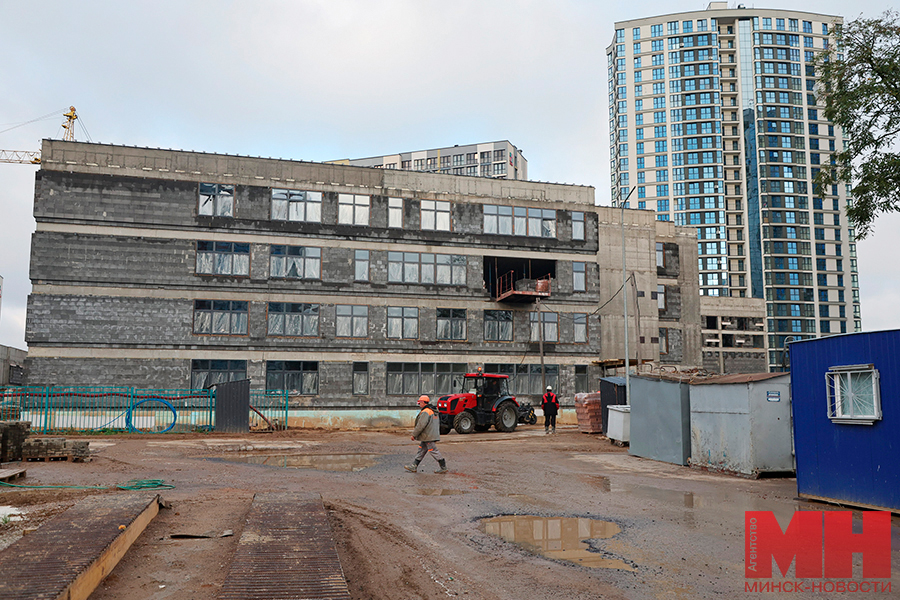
[436,369,522,434]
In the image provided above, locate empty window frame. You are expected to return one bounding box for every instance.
[483,205,556,238]
[387,307,419,339]
[826,364,882,424]
[196,241,250,276]
[656,242,665,268]
[575,365,589,393]
[267,302,319,337]
[190,359,247,389]
[352,362,369,395]
[530,312,559,342]
[484,310,513,342]
[386,362,467,396]
[421,200,451,231]
[659,327,669,354]
[198,183,234,217]
[387,252,466,285]
[193,300,248,335]
[572,211,585,240]
[388,197,403,228]
[266,361,318,394]
[436,308,467,340]
[271,189,322,222]
[658,284,667,310]
[336,305,368,338]
[338,193,370,225]
[574,313,588,343]
[270,245,321,279]
[573,262,587,291]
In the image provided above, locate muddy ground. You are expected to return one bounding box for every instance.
[0,426,897,599]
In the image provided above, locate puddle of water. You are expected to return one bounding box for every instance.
[585,476,699,508]
[404,488,468,496]
[219,453,378,472]
[0,506,24,522]
[481,515,635,571]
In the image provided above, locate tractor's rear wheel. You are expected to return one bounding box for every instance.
[494,402,518,432]
[454,411,476,434]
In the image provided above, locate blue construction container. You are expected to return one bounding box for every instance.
[790,330,900,511]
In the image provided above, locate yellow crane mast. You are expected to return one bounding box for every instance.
[0,106,79,164]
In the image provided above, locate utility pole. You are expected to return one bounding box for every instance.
[620,187,636,405]
[537,298,546,392]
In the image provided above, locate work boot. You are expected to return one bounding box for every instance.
[404,463,419,473]
[551,428,556,434]
[435,459,449,474]
[544,428,549,434]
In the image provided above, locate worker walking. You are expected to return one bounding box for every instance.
[541,386,559,434]
[405,395,448,474]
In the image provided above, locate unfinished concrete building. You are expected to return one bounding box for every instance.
[25,140,701,407]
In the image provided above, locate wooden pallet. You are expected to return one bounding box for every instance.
[0,467,26,483]
[24,455,89,463]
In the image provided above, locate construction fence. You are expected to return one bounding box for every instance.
[0,386,289,434]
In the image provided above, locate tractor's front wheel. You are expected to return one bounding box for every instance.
[494,402,518,432]
[454,411,476,434]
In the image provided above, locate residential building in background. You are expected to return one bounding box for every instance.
[608,2,861,371]
[332,141,527,180]
[25,140,699,404]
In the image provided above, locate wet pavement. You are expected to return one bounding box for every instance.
[3,427,897,600]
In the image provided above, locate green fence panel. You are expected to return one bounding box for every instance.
[250,390,289,430]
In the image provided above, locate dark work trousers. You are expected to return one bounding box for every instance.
[544,414,557,430]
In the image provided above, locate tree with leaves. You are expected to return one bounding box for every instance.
[815,10,900,239]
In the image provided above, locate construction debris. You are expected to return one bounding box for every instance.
[0,421,30,462]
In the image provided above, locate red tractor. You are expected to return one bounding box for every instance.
[436,370,536,434]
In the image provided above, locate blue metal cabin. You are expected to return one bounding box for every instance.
[790,330,900,512]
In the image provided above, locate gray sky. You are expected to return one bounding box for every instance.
[0,0,897,349]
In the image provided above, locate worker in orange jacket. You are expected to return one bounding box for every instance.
[405,395,448,473]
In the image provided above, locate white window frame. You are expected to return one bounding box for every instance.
[354,250,369,281]
[530,312,559,343]
[388,197,403,228]
[826,364,882,425]
[421,200,451,231]
[338,193,370,226]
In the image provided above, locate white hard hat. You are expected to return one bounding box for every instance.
[546,386,552,390]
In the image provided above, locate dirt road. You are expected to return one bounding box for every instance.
[0,426,897,599]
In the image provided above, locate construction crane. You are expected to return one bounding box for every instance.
[0,106,80,164]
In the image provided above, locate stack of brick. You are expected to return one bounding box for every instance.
[0,421,31,462]
[22,437,90,462]
[574,393,603,434]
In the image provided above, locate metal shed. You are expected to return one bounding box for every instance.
[629,374,691,466]
[689,373,793,477]
[790,330,900,512]
[598,377,627,435]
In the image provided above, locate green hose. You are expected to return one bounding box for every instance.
[0,478,174,491]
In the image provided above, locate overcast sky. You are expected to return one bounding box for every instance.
[0,1,897,350]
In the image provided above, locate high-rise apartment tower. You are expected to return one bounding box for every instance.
[608,2,861,370]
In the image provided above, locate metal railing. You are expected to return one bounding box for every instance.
[250,390,289,430]
[0,386,215,434]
